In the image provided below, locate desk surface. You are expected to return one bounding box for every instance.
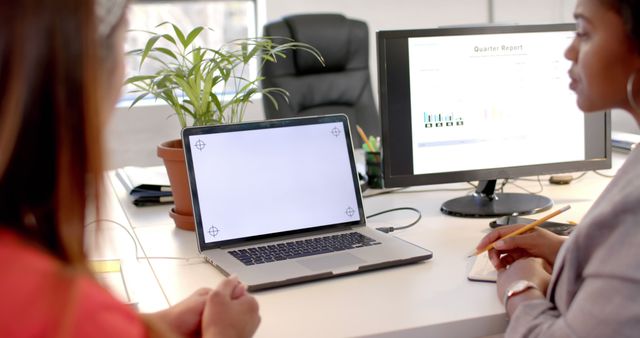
[101,154,623,338]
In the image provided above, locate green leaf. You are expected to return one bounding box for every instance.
[144,54,172,69]
[139,35,162,69]
[124,75,156,85]
[182,99,197,112]
[240,41,248,58]
[185,27,204,48]
[172,24,187,49]
[173,77,200,116]
[201,70,216,114]
[154,47,178,61]
[126,48,143,56]
[155,21,172,28]
[128,92,149,109]
[210,92,223,114]
[262,54,275,62]
[262,87,290,110]
[124,25,328,128]
[190,49,204,75]
[236,81,257,97]
[179,103,196,119]
[161,34,177,46]
[243,44,259,63]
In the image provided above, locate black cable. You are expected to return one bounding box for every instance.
[366,207,422,233]
[509,175,544,194]
[362,187,407,198]
[498,179,509,193]
[593,170,615,178]
[363,185,475,198]
[395,185,476,194]
[513,176,545,182]
[574,171,589,180]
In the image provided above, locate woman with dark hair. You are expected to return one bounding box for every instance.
[0,1,260,337]
[476,0,640,336]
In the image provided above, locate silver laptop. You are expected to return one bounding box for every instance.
[182,115,432,291]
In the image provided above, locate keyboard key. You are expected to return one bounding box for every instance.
[228,232,381,266]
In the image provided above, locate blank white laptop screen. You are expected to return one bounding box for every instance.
[188,121,361,244]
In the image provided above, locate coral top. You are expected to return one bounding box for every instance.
[0,229,146,338]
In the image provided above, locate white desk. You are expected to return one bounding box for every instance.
[103,154,622,337]
[84,178,169,312]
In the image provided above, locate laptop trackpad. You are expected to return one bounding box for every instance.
[297,253,365,272]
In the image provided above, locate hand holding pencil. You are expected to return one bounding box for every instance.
[472,206,571,270]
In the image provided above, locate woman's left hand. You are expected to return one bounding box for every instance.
[496,258,551,315]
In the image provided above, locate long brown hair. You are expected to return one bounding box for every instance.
[0,3,185,337]
[0,0,106,264]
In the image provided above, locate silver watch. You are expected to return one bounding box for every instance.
[502,280,538,309]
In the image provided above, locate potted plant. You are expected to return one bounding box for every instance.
[126,22,323,230]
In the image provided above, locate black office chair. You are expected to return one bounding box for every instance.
[261,14,380,142]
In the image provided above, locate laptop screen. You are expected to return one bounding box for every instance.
[183,115,364,249]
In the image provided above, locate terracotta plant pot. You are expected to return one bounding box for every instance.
[157,139,195,231]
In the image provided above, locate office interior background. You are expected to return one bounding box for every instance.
[108,0,638,169]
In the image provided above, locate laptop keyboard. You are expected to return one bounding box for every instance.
[228,232,381,266]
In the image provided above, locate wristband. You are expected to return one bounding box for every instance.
[502,280,538,311]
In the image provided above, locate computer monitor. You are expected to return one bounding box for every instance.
[377,23,611,217]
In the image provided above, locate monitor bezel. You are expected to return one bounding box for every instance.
[376,23,612,188]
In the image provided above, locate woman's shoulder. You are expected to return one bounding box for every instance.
[0,229,146,338]
[569,149,640,278]
[575,200,640,280]
[0,229,65,292]
[579,149,640,231]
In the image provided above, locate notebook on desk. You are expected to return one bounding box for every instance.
[468,253,497,282]
[182,114,432,291]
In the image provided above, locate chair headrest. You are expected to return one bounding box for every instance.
[284,14,349,74]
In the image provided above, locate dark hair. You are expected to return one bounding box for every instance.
[0,0,110,264]
[605,0,640,50]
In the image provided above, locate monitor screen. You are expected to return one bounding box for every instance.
[377,23,611,217]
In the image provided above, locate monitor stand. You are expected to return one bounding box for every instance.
[440,180,553,217]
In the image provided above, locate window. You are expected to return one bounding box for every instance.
[121,0,257,104]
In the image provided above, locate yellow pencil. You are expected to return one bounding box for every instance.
[356,125,377,152]
[468,205,571,257]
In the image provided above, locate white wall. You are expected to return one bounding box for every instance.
[493,0,575,24]
[264,0,488,26]
[263,0,489,104]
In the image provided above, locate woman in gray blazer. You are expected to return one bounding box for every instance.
[476,0,640,336]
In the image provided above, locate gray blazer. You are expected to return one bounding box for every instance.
[506,148,640,337]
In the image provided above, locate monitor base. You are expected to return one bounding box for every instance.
[440,193,553,218]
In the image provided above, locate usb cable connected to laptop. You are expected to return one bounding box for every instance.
[366,207,422,233]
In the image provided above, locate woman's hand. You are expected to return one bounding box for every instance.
[147,277,260,338]
[202,276,260,338]
[149,287,211,338]
[476,224,566,270]
[496,257,550,316]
